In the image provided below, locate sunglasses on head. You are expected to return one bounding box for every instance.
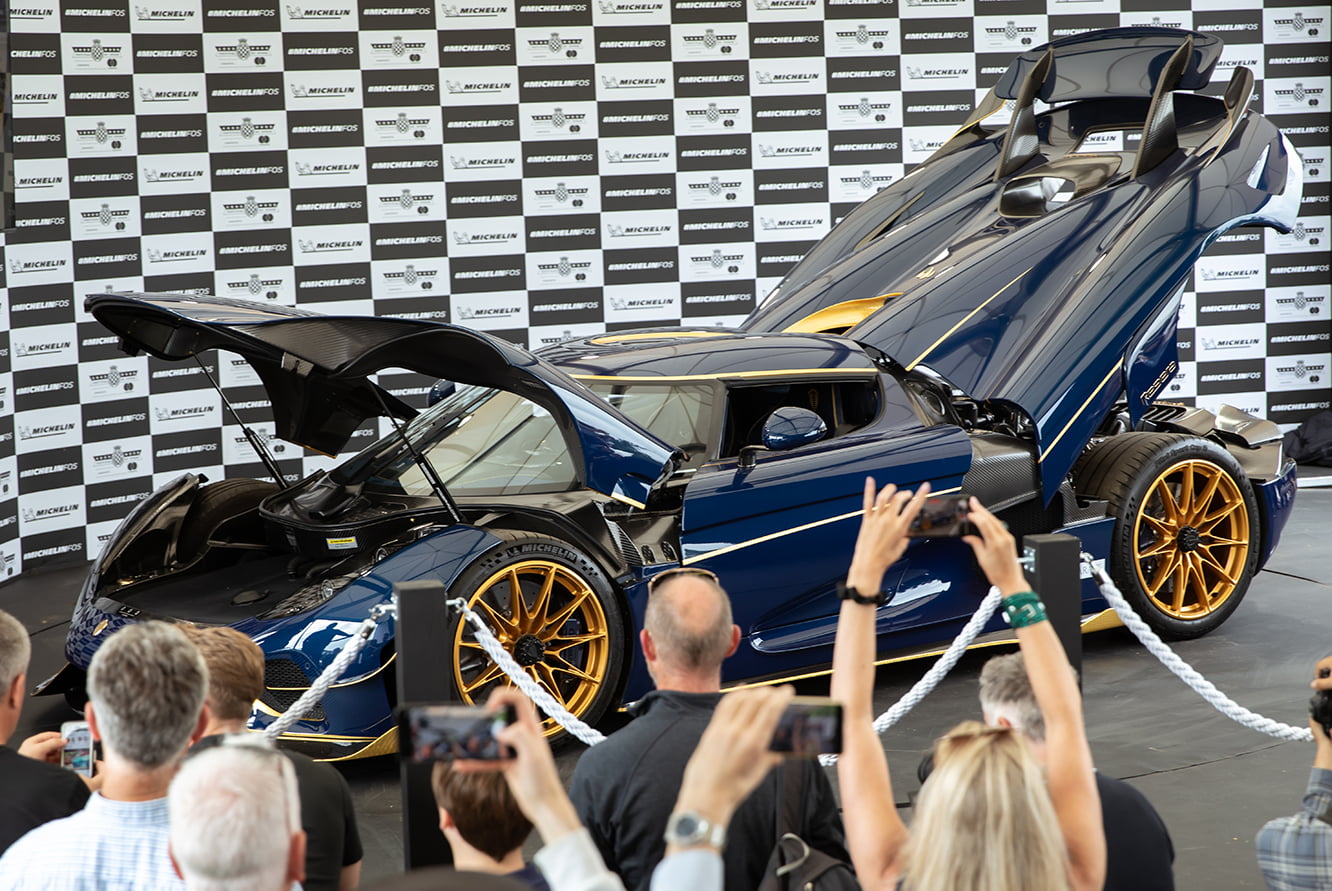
[647,566,720,594]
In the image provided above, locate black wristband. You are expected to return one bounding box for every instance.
[838,581,889,606]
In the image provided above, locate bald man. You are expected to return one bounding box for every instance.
[568,569,847,891]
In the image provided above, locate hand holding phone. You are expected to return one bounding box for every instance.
[59,721,94,778]
[398,703,518,763]
[907,493,977,538]
[769,696,843,756]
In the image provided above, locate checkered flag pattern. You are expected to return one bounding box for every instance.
[0,0,1328,575]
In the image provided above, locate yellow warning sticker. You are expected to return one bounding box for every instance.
[326,536,358,550]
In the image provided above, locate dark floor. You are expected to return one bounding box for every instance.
[5,482,1330,888]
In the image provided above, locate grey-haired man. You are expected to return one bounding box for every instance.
[0,621,210,889]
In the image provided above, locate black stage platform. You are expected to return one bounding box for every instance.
[5,482,1330,888]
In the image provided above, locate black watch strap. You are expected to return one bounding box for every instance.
[838,581,888,606]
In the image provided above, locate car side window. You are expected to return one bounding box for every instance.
[719,379,880,456]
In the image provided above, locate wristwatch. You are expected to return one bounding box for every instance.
[837,580,891,607]
[664,810,727,850]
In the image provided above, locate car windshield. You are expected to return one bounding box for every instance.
[360,384,578,497]
[584,382,717,462]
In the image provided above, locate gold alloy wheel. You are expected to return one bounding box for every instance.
[1132,459,1251,621]
[453,559,611,728]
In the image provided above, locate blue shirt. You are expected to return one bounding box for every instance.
[1256,767,1332,891]
[0,792,183,891]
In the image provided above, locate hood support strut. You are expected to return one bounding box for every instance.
[195,356,290,490]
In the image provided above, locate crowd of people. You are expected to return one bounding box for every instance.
[0,482,1324,889]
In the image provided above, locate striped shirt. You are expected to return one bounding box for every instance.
[1256,767,1332,891]
[0,792,183,890]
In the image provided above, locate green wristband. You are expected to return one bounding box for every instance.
[1001,590,1040,609]
[1002,591,1047,628]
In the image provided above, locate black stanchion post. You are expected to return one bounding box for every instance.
[394,579,456,870]
[1021,533,1083,683]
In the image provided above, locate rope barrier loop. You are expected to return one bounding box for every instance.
[1083,554,1312,743]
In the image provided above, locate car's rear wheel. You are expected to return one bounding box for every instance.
[445,534,625,736]
[1074,433,1259,639]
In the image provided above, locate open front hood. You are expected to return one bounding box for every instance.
[88,292,676,506]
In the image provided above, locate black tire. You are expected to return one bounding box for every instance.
[1073,433,1260,640]
[177,479,280,558]
[444,533,626,736]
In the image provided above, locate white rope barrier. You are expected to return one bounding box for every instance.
[1086,556,1313,743]
[444,597,608,747]
[265,559,1312,750]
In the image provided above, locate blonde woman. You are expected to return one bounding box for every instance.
[830,480,1105,891]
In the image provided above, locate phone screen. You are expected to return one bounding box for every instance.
[60,721,94,777]
[907,494,976,538]
[769,697,843,756]
[398,704,516,763]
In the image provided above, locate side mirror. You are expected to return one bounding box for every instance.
[762,406,828,451]
[427,379,456,407]
[739,407,828,469]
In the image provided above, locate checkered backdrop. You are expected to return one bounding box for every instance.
[0,0,1327,576]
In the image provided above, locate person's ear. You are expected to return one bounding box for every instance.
[724,625,740,659]
[438,806,456,835]
[287,830,307,884]
[188,703,211,745]
[85,701,102,742]
[640,628,657,663]
[5,673,25,712]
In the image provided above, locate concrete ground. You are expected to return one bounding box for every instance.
[5,484,1329,888]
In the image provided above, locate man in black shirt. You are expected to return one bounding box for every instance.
[184,626,363,891]
[569,568,848,890]
[0,608,91,854]
[978,652,1175,891]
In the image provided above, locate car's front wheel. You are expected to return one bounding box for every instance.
[445,533,626,735]
[1074,432,1259,640]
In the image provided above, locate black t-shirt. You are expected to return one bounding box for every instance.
[1097,772,1174,891]
[569,690,848,891]
[0,744,91,854]
[192,735,363,891]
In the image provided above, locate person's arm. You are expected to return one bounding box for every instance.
[963,500,1105,891]
[338,861,361,890]
[828,478,927,889]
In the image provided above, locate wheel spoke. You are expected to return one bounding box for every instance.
[1142,514,1175,538]
[531,567,558,630]
[458,639,487,651]
[1170,556,1189,613]
[1138,534,1174,559]
[474,598,516,634]
[546,652,599,683]
[1144,552,1179,597]
[508,569,528,629]
[1196,500,1242,531]
[1178,468,1195,520]
[1193,470,1224,522]
[544,631,604,652]
[533,664,569,710]
[1195,546,1238,585]
[460,661,505,695]
[1157,483,1183,525]
[545,587,594,628]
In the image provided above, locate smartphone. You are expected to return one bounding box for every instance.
[397,703,517,763]
[59,721,95,778]
[907,493,977,538]
[769,697,843,756]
